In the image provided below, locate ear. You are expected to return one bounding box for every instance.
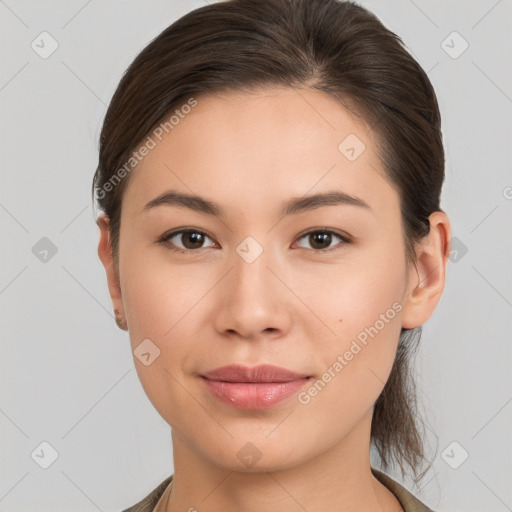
[97,213,126,325]
[401,211,451,329]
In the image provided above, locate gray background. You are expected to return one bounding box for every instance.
[1,1,511,511]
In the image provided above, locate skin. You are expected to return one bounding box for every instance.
[97,86,451,512]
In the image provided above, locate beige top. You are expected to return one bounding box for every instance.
[122,466,435,512]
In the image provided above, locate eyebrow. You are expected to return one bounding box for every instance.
[142,189,372,217]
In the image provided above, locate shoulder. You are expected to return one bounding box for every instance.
[121,470,438,512]
[371,467,438,512]
[121,475,173,512]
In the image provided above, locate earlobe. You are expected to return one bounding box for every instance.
[97,213,126,327]
[400,211,451,329]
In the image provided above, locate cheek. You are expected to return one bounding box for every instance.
[120,249,208,423]
[119,244,215,382]
[302,243,406,405]
[120,243,206,338]
[308,242,405,338]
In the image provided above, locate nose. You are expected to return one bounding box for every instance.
[212,245,293,341]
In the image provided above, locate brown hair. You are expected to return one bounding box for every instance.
[92,0,444,484]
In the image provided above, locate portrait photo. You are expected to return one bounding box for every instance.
[1,1,511,511]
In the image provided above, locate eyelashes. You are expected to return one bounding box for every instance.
[295,228,351,252]
[159,229,215,253]
[158,227,351,254]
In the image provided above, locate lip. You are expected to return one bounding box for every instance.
[201,364,310,383]
[200,364,311,410]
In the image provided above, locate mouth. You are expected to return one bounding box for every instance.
[200,363,310,383]
[199,364,312,410]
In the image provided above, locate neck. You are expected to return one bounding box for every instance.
[158,409,403,512]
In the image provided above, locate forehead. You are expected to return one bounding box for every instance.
[122,86,395,219]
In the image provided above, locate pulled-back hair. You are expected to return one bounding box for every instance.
[92,0,444,484]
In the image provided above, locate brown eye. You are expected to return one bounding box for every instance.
[295,229,350,252]
[161,229,216,252]
[159,228,349,254]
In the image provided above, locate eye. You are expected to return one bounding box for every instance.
[294,229,350,252]
[158,227,350,254]
[159,229,216,253]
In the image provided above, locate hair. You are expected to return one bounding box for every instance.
[92,0,444,484]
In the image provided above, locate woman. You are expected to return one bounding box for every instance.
[93,0,451,510]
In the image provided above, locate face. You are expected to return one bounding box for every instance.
[99,86,436,473]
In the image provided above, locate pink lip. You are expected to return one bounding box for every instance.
[201,363,309,383]
[200,364,311,410]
